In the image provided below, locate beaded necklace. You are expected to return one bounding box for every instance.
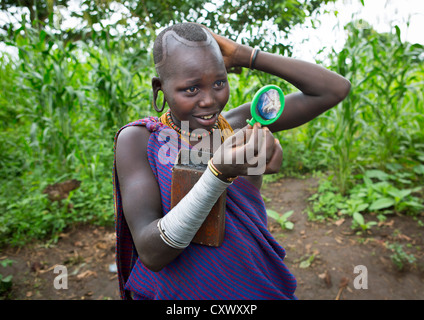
[165,110,219,139]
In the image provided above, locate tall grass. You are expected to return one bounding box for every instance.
[292,22,424,195]
[293,22,424,226]
[85,25,154,129]
[0,19,155,246]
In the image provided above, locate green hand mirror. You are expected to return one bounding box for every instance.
[246,85,285,127]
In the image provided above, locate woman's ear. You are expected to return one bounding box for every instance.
[152,76,162,98]
[152,77,166,113]
[152,76,161,91]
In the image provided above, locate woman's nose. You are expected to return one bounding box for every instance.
[198,90,215,108]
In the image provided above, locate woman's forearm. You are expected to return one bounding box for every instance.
[254,51,351,102]
[230,44,351,131]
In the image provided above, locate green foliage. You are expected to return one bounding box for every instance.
[9,21,86,163]
[297,21,424,195]
[84,25,153,129]
[298,253,316,269]
[267,209,294,230]
[2,0,336,54]
[297,20,424,235]
[201,0,336,54]
[351,212,377,233]
[0,3,423,247]
[387,242,416,271]
[0,19,145,246]
[1,0,336,246]
[307,167,424,232]
[0,259,14,297]
[307,178,345,220]
[351,169,423,215]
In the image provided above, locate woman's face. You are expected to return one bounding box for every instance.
[158,39,230,132]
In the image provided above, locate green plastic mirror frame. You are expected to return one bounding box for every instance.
[246,85,285,127]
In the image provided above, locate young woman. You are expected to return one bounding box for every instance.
[113,22,350,300]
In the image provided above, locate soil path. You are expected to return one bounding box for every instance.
[263,177,423,300]
[1,177,423,300]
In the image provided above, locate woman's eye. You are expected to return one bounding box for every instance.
[214,80,226,88]
[185,86,198,94]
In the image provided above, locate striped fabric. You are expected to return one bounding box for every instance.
[113,117,297,300]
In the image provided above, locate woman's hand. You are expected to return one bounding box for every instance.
[210,31,244,74]
[212,123,283,177]
[197,24,252,74]
[263,128,283,175]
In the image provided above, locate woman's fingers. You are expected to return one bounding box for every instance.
[240,122,258,161]
[212,123,282,176]
[244,125,283,175]
[264,127,276,163]
[240,123,266,174]
[264,139,283,174]
[244,122,260,155]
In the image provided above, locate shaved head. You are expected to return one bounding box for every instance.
[153,23,221,80]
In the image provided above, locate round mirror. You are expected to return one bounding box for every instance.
[246,85,285,126]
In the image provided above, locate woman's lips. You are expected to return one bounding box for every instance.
[193,113,218,127]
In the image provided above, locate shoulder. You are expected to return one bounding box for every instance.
[115,125,155,183]
[222,102,251,130]
[115,116,167,146]
[115,125,156,172]
[116,125,151,150]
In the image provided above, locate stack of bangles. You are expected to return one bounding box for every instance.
[208,159,238,183]
[157,160,235,249]
[157,220,187,249]
[249,48,260,70]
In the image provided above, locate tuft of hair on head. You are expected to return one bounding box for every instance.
[153,23,210,66]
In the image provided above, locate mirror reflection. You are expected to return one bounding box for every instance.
[257,89,281,120]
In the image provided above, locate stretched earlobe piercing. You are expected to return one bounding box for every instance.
[153,89,167,113]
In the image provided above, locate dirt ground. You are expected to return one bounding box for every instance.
[1,176,423,300]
